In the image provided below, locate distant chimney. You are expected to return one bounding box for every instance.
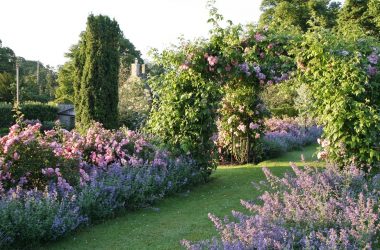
[141,64,146,75]
[131,58,140,77]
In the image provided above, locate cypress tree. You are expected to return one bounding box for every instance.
[74,14,121,130]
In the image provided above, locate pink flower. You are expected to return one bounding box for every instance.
[13,152,20,161]
[207,56,218,66]
[317,151,328,159]
[254,33,265,42]
[180,64,189,70]
[237,123,246,133]
[225,64,232,72]
[249,123,259,130]
[255,133,260,139]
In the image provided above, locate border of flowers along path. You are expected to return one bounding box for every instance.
[42,144,320,250]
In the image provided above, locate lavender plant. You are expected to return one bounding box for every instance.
[262,117,322,159]
[182,164,380,249]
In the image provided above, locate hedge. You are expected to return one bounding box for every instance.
[0,102,58,128]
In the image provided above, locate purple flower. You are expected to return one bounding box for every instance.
[257,72,266,80]
[367,65,377,76]
[367,52,379,65]
[239,62,250,75]
[254,33,265,42]
[249,123,259,130]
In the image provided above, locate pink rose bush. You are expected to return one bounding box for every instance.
[183,164,380,249]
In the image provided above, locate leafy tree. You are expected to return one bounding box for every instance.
[0,44,16,74]
[73,14,121,130]
[119,36,142,75]
[259,0,341,32]
[118,64,151,130]
[0,72,14,102]
[261,79,298,117]
[55,61,75,103]
[338,0,380,38]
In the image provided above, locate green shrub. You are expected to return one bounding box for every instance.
[0,102,58,128]
[22,101,58,122]
[0,103,12,128]
[270,107,298,117]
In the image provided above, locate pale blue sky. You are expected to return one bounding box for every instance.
[0,0,263,67]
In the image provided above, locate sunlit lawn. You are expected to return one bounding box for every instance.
[42,144,320,250]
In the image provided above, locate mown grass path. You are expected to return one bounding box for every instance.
[43,144,319,250]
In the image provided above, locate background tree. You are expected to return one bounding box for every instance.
[73,14,121,130]
[119,35,142,75]
[0,43,16,102]
[259,0,341,32]
[55,61,75,103]
[0,73,14,102]
[338,0,380,38]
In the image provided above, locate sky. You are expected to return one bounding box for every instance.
[0,0,263,68]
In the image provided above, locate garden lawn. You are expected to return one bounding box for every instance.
[42,144,320,250]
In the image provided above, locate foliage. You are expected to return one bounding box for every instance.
[0,43,16,74]
[338,0,380,38]
[0,102,58,128]
[296,29,380,167]
[147,59,220,173]
[0,102,13,128]
[118,67,151,130]
[261,79,298,117]
[0,72,14,102]
[21,101,58,122]
[183,164,380,249]
[119,36,143,75]
[73,14,121,130]
[147,4,298,168]
[259,0,341,32]
[55,61,75,103]
[18,59,57,103]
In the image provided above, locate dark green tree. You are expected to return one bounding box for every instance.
[259,0,340,32]
[0,72,14,102]
[0,42,16,102]
[74,14,121,130]
[338,0,380,37]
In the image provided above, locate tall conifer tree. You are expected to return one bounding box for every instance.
[74,14,121,130]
